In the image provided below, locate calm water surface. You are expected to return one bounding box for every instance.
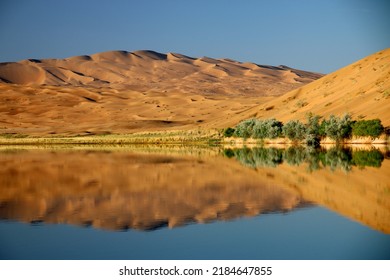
[0,146,389,259]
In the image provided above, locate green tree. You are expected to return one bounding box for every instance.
[233,119,256,138]
[223,127,235,137]
[282,120,306,142]
[351,119,384,139]
[305,113,321,146]
[324,114,352,142]
[252,119,283,139]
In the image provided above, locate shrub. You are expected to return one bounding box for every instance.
[252,119,283,139]
[318,119,327,137]
[233,119,256,138]
[283,120,306,141]
[305,113,321,146]
[351,119,384,139]
[324,114,352,142]
[223,127,235,137]
[252,120,268,139]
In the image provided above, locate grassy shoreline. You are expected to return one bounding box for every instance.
[0,130,223,145]
[0,133,388,148]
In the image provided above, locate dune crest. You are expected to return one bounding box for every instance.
[0,50,323,136]
[1,49,388,136]
[0,50,321,95]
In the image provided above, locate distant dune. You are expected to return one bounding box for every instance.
[0,48,388,136]
[0,50,321,96]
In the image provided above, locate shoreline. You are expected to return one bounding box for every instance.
[0,132,388,148]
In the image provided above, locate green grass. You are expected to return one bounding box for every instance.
[0,129,224,145]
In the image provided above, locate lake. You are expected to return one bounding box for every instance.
[0,145,389,259]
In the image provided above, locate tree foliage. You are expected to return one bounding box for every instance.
[230,114,384,144]
[351,119,384,139]
[282,120,306,141]
[323,114,352,142]
[252,119,283,139]
[233,119,256,138]
[305,113,321,146]
[223,127,235,137]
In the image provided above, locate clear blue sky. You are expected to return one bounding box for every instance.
[0,0,389,73]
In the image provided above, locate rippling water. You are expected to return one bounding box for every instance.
[0,145,389,259]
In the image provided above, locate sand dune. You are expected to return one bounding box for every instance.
[0,50,320,95]
[0,50,322,136]
[0,49,388,136]
[214,48,390,128]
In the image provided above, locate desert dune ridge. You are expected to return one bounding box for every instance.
[0,50,321,95]
[1,48,389,136]
[0,50,322,136]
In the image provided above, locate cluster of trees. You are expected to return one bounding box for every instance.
[224,146,384,171]
[224,114,384,145]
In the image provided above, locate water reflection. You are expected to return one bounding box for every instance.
[0,148,307,231]
[0,146,389,234]
[225,146,385,171]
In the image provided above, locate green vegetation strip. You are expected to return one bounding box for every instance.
[0,130,223,145]
[224,114,386,146]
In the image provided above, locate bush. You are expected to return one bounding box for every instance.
[283,120,306,141]
[223,127,235,137]
[351,119,384,139]
[323,114,352,142]
[229,115,383,144]
[252,119,283,139]
[233,119,256,138]
[305,114,321,146]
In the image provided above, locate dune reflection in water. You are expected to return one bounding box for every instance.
[0,146,389,234]
[0,148,306,231]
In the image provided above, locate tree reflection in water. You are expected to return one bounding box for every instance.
[224,146,385,172]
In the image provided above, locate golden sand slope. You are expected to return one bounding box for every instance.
[1,49,388,136]
[214,48,390,128]
[0,50,321,136]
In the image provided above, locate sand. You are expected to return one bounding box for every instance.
[217,48,390,128]
[0,48,388,136]
[0,50,321,136]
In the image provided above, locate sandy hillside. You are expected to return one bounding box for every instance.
[0,50,321,136]
[213,48,390,128]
